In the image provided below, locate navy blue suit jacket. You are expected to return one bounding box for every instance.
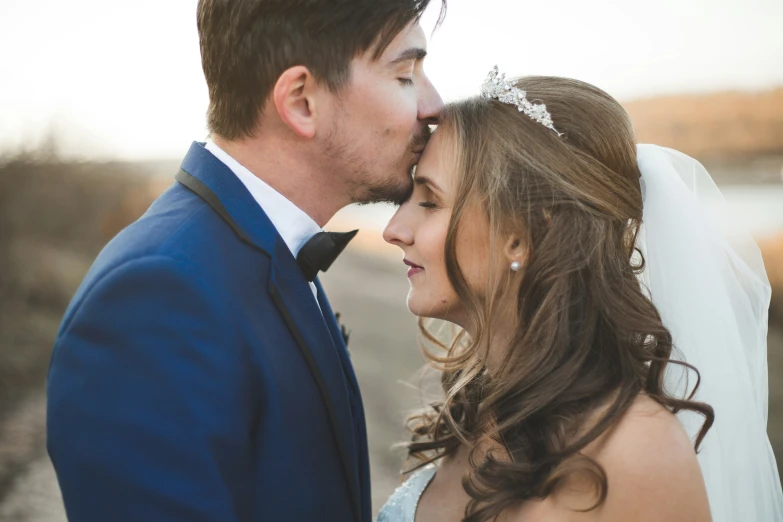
[47,142,371,522]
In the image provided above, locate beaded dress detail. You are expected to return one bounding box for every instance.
[376,465,436,522]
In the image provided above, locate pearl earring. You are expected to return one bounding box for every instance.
[510,261,521,272]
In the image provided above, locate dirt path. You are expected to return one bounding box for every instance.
[0,391,63,521]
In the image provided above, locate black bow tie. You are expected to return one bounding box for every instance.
[296,230,358,282]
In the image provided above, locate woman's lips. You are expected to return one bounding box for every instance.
[403,258,424,278]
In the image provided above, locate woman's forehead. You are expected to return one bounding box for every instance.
[415,128,456,190]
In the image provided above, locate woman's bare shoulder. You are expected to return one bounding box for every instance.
[589,394,711,520]
[505,394,712,522]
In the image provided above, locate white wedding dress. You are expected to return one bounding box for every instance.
[376,465,436,522]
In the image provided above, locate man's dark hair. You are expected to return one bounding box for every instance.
[197,0,447,140]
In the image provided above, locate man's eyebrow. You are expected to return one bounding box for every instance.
[414,175,443,193]
[389,47,427,66]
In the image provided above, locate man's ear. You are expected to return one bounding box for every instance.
[272,66,319,139]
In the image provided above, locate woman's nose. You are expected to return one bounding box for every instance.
[383,207,414,247]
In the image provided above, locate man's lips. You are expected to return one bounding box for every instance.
[411,129,430,154]
[404,258,424,277]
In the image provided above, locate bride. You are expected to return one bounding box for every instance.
[378,68,783,521]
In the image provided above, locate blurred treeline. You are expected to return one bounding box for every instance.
[626,87,783,159]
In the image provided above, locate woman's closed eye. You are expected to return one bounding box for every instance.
[411,176,445,211]
[414,186,441,210]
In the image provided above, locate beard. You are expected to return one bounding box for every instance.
[361,162,416,206]
[328,124,432,206]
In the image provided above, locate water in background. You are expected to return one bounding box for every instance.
[720,185,783,238]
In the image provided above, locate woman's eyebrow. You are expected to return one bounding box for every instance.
[414,175,444,194]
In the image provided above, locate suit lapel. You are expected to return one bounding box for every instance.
[316,279,372,522]
[176,142,362,522]
[315,279,364,400]
[315,279,349,356]
[268,244,361,522]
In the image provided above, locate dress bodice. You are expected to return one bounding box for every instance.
[376,465,436,522]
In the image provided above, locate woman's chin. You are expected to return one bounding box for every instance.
[405,296,428,318]
[405,297,423,317]
[406,295,448,320]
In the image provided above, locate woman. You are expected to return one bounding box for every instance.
[377,68,783,522]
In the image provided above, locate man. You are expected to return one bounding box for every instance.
[46,1,444,520]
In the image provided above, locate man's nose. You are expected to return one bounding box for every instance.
[418,75,444,125]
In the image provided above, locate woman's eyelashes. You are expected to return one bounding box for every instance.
[418,191,442,211]
[398,78,414,86]
[413,185,442,211]
[406,179,443,211]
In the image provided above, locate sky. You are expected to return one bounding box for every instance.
[1,0,782,160]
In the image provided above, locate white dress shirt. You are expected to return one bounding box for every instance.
[204,140,323,307]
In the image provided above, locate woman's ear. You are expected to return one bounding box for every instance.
[504,235,526,270]
[272,66,319,139]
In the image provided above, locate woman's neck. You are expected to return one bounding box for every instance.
[481,317,518,375]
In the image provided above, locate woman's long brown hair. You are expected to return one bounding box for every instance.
[405,77,714,521]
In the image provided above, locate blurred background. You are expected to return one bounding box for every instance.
[1,0,782,519]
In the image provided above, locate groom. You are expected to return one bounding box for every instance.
[46,1,444,521]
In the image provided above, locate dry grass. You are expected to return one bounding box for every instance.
[760,234,783,288]
[625,87,783,159]
[759,234,783,324]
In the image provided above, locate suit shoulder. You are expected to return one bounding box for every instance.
[93,184,267,281]
[104,184,222,261]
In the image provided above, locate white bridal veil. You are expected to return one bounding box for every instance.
[635,144,783,521]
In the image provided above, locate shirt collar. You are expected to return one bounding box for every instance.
[204,139,322,258]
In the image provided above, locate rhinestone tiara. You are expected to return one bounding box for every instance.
[480,65,563,137]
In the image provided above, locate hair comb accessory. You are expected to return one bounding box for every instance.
[480,65,563,137]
